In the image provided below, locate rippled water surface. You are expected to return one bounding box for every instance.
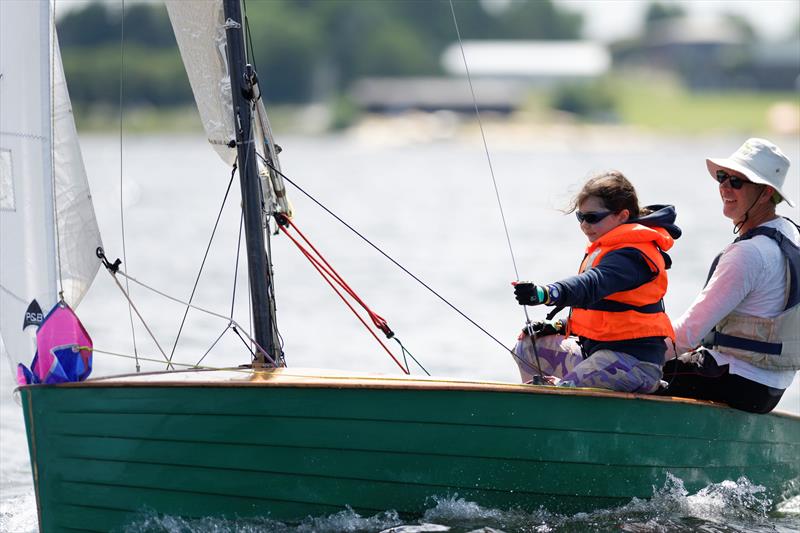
[87,477,800,532]
[1,133,799,531]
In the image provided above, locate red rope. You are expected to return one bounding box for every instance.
[277,218,408,374]
[279,216,391,334]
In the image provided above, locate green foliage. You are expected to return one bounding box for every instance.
[57,0,584,107]
[329,95,361,131]
[58,2,187,108]
[59,2,176,48]
[61,45,191,107]
[643,1,685,30]
[550,80,617,121]
[723,13,757,42]
[610,74,794,134]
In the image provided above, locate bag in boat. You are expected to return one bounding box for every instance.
[16,302,93,385]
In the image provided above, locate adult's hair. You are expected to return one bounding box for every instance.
[567,170,649,218]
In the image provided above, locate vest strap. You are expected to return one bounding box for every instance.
[584,299,665,314]
[707,222,800,310]
[703,331,783,355]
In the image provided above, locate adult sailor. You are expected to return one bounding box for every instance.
[659,138,800,413]
[512,171,681,393]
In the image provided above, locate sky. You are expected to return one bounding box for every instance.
[556,0,800,42]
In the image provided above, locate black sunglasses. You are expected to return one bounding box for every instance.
[575,210,613,224]
[715,170,750,190]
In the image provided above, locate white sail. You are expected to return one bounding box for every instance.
[167,0,291,218]
[0,0,101,366]
[165,0,238,166]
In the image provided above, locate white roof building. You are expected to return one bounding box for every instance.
[441,40,611,80]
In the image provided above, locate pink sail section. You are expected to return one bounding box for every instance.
[17,303,93,385]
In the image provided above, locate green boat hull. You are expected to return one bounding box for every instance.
[19,369,800,532]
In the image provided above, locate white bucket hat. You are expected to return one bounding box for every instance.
[706,138,794,207]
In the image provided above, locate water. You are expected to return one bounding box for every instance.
[13,476,796,533]
[1,130,799,531]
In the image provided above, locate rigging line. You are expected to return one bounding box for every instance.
[290,232,410,375]
[91,347,203,369]
[167,164,237,366]
[194,324,230,368]
[103,267,173,368]
[257,132,283,360]
[239,98,280,363]
[448,0,545,378]
[91,346,251,373]
[279,222,396,349]
[259,155,513,356]
[112,268,277,366]
[279,218,389,331]
[117,0,139,371]
[448,0,521,281]
[393,338,430,376]
[251,98,284,359]
[231,325,258,362]
[243,0,259,72]
[264,221,284,358]
[50,0,64,299]
[230,207,244,318]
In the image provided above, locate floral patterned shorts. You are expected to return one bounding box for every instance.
[513,334,663,393]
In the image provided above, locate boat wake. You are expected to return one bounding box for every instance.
[0,492,37,533]
[111,474,799,533]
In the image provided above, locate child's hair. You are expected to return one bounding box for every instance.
[567,170,650,218]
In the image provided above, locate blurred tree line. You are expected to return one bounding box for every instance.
[57,0,582,108]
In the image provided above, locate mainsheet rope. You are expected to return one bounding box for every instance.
[448,0,546,380]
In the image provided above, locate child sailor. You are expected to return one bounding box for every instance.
[512,171,681,393]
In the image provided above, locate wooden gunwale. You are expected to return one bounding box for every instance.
[17,367,799,420]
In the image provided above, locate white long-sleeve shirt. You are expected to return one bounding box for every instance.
[672,217,799,389]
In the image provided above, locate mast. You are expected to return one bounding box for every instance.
[222,0,279,366]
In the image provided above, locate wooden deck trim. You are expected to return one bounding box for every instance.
[17,367,800,419]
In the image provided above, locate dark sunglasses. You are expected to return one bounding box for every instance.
[715,170,750,190]
[575,210,613,224]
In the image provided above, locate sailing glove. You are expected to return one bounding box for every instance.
[513,282,550,306]
[522,319,565,338]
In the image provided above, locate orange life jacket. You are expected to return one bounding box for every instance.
[566,223,675,342]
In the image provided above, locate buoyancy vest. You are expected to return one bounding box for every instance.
[567,223,676,342]
[702,223,800,371]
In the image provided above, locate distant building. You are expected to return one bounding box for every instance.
[614,17,748,90]
[614,17,800,91]
[440,40,611,82]
[748,41,800,91]
[350,77,528,114]
[350,40,610,114]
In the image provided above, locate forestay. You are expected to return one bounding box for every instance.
[0,0,101,368]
